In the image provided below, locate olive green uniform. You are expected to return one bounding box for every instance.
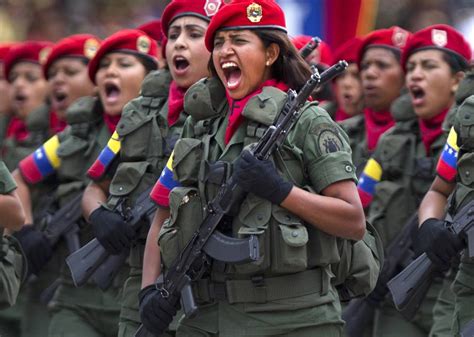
[96,70,182,337]
[339,114,366,176]
[159,77,362,336]
[366,101,450,336]
[16,97,127,337]
[448,95,474,336]
[0,114,11,149]
[0,161,27,310]
[0,104,59,337]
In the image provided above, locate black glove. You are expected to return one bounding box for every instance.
[416,218,465,271]
[90,206,135,254]
[138,285,180,336]
[234,149,293,205]
[13,225,53,275]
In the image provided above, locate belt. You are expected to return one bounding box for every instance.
[193,268,328,304]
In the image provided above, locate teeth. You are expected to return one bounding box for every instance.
[175,56,185,61]
[222,62,237,69]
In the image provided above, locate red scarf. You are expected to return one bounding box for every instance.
[49,110,67,134]
[6,116,29,142]
[225,79,289,144]
[364,108,395,152]
[419,108,449,155]
[167,81,186,127]
[104,114,121,134]
[335,108,352,122]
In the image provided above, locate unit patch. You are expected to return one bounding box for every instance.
[312,123,344,154]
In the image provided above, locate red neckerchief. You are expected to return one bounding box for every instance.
[103,114,121,133]
[419,107,449,155]
[335,108,351,122]
[364,107,395,152]
[167,81,186,127]
[225,79,289,144]
[49,110,67,134]
[6,116,29,142]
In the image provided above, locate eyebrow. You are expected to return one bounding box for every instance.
[169,24,206,31]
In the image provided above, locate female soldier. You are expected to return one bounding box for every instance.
[0,160,26,310]
[13,31,158,337]
[140,0,365,336]
[0,44,16,147]
[340,27,410,176]
[81,1,216,335]
[1,41,54,170]
[356,24,470,337]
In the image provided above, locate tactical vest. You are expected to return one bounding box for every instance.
[105,70,185,268]
[159,77,382,301]
[443,70,474,133]
[367,111,446,247]
[2,104,51,171]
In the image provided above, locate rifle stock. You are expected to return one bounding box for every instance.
[135,61,349,337]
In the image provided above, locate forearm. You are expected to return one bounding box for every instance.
[142,208,169,288]
[281,182,365,240]
[418,177,455,226]
[12,170,32,224]
[82,180,110,222]
[0,191,25,231]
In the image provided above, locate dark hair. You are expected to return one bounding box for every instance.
[136,55,159,73]
[208,29,312,91]
[441,51,469,74]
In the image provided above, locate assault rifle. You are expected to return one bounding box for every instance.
[343,214,418,336]
[388,199,474,319]
[66,186,157,290]
[299,36,321,59]
[135,61,349,337]
[462,320,474,337]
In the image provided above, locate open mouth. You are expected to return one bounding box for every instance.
[105,83,121,99]
[53,92,67,103]
[410,86,425,105]
[221,61,241,90]
[14,93,27,104]
[174,56,190,72]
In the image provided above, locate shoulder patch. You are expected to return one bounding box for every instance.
[311,123,344,154]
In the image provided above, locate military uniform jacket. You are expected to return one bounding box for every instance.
[158,77,363,322]
[339,114,367,176]
[367,116,447,247]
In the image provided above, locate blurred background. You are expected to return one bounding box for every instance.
[0,0,472,53]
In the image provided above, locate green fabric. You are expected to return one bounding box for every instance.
[429,270,456,337]
[339,114,368,176]
[452,255,474,337]
[0,161,16,194]
[0,235,25,309]
[0,114,11,149]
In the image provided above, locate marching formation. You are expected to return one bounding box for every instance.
[0,0,473,337]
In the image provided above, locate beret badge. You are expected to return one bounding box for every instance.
[247,2,263,23]
[84,38,100,59]
[137,35,151,54]
[431,29,448,47]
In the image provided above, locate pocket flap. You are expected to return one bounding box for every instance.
[116,99,153,137]
[279,224,308,247]
[238,193,271,228]
[109,161,150,196]
[272,206,303,225]
[168,186,199,225]
[56,136,88,157]
[172,138,203,184]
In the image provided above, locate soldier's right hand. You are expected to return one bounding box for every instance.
[13,225,53,275]
[90,206,135,254]
[416,218,465,271]
[138,284,179,336]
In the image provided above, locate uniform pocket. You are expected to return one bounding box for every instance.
[56,135,89,179]
[172,138,203,185]
[271,207,308,274]
[158,187,203,269]
[109,161,151,197]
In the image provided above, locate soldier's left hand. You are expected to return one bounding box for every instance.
[234,149,293,205]
[14,225,53,276]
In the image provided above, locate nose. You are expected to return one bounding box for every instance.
[407,64,423,82]
[104,61,119,78]
[362,63,378,81]
[50,71,65,85]
[218,39,234,57]
[174,32,187,50]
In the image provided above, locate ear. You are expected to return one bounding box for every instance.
[451,71,465,94]
[265,43,280,67]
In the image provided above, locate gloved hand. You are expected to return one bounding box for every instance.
[89,206,135,254]
[138,285,180,336]
[415,218,465,271]
[13,225,53,275]
[233,149,293,205]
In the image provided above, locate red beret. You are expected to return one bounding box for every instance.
[358,26,411,66]
[333,37,362,64]
[401,24,471,71]
[4,41,53,82]
[43,34,101,79]
[291,35,333,67]
[161,0,222,38]
[88,29,158,84]
[137,19,164,44]
[0,43,16,62]
[205,0,286,51]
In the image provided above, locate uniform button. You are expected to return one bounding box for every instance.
[119,124,125,129]
[466,171,470,177]
[259,102,266,109]
[257,214,263,221]
[119,186,123,191]
[291,231,298,238]
[345,165,353,172]
[192,93,198,100]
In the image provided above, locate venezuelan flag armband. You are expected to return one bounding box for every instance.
[357,158,382,208]
[87,131,121,180]
[150,152,181,208]
[19,135,61,184]
[436,127,459,183]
